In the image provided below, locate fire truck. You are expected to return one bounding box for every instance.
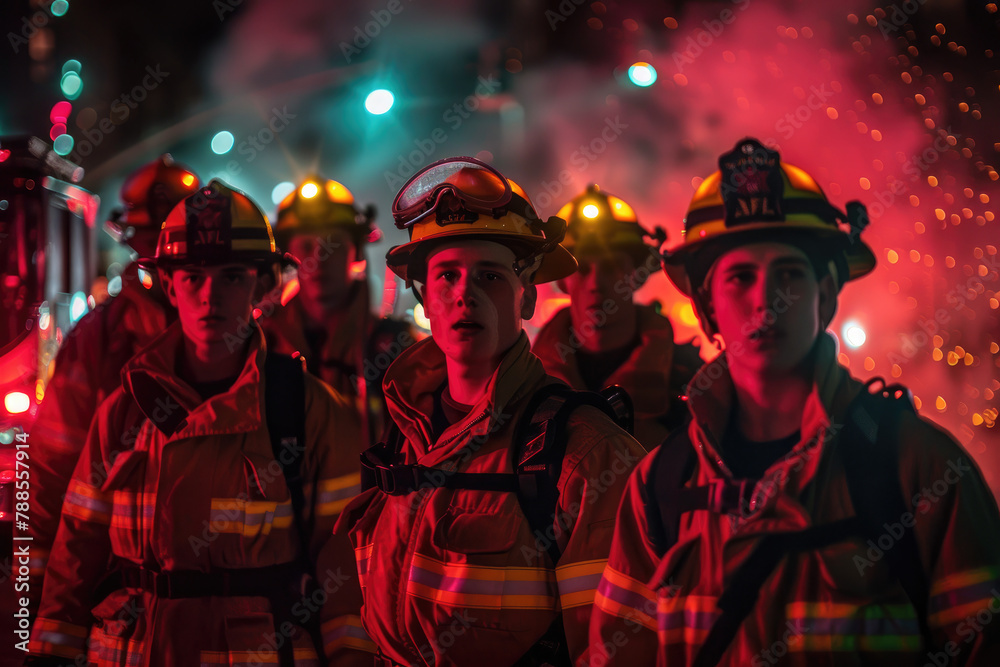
[0,136,98,527]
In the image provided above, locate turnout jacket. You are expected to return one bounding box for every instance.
[321,333,645,666]
[262,279,415,445]
[588,333,1000,666]
[28,324,363,667]
[533,305,676,451]
[28,263,169,592]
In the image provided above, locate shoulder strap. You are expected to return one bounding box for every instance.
[644,418,697,558]
[359,382,626,567]
[513,384,627,565]
[840,379,931,647]
[264,353,308,536]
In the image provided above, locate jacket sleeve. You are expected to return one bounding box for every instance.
[302,376,377,666]
[28,393,126,661]
[317,491,380,666]
[303,375,365,561]
[585,450,661,666]
[900,414,1000,664]
[551,415,647,664]
[27,312,106,595]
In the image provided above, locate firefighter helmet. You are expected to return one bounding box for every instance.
[139,179,282,270]
[386,156,576,284]
[557,184,665,269]
[105,154,200,244]
[662,137,876,297]
[274,176,378,250]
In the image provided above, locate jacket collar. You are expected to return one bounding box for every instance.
[121,320,265,438]
[271,279,372,366]
[685,332,852,486]
[533,304,674,414]
[382,331,545,462]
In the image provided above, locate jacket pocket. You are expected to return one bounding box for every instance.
[88,590,146,667]
[432,507,518,555]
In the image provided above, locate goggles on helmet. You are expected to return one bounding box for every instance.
[392,156,537,229]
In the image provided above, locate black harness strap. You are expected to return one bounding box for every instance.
[263,353,319,667]
[646,417,696,557]
[359,382,634,667]
[839,381,931,649]
[692,517,863,667]
[645,381,931,665]
[360,384,627,560]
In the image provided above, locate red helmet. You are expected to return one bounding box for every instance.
[105,154,200,244]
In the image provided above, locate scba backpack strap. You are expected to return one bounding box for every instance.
[360,382,633,561]
[263,352,326,666]
[359,382,633,667]
[643,379,931,666]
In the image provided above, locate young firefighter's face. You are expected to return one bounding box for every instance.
[561,248,636,330]
[163,263,259,348]
[288,227,356,312]
[708,241,833,376]
[422,240,535,370]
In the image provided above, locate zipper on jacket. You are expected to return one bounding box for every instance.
[433,409,490,451]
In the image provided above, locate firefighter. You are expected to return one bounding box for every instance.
[263,175,415,445]
[317,157,646,666]
[587,138,1000,665]
[26,180,363,666]
[26,155,200,600]
[533,184,696,449]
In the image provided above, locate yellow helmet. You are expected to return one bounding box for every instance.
[385,156,577,284]
[140,179,282,270]
[274,176,378,249]
[556,184,665,269]
[662,137,876,297]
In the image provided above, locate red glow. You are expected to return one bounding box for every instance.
[50,123,67,140]
[49,101,72,124]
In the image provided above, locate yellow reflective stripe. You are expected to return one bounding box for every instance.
[786,602,921,652]
[315,472,362,517]
[556,559,606,609]
[593,567,657,630]
[63,479,112,524]
[111,491,155,529]
[928,566,1000,626]
[208,498,294,536]
[321,615,376,655]
[30,618,88,658]
[930,566,997,597]
[792,635,922,652]
[785,601,914,619]
[656,596,719,646]
[407,553,556,610]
